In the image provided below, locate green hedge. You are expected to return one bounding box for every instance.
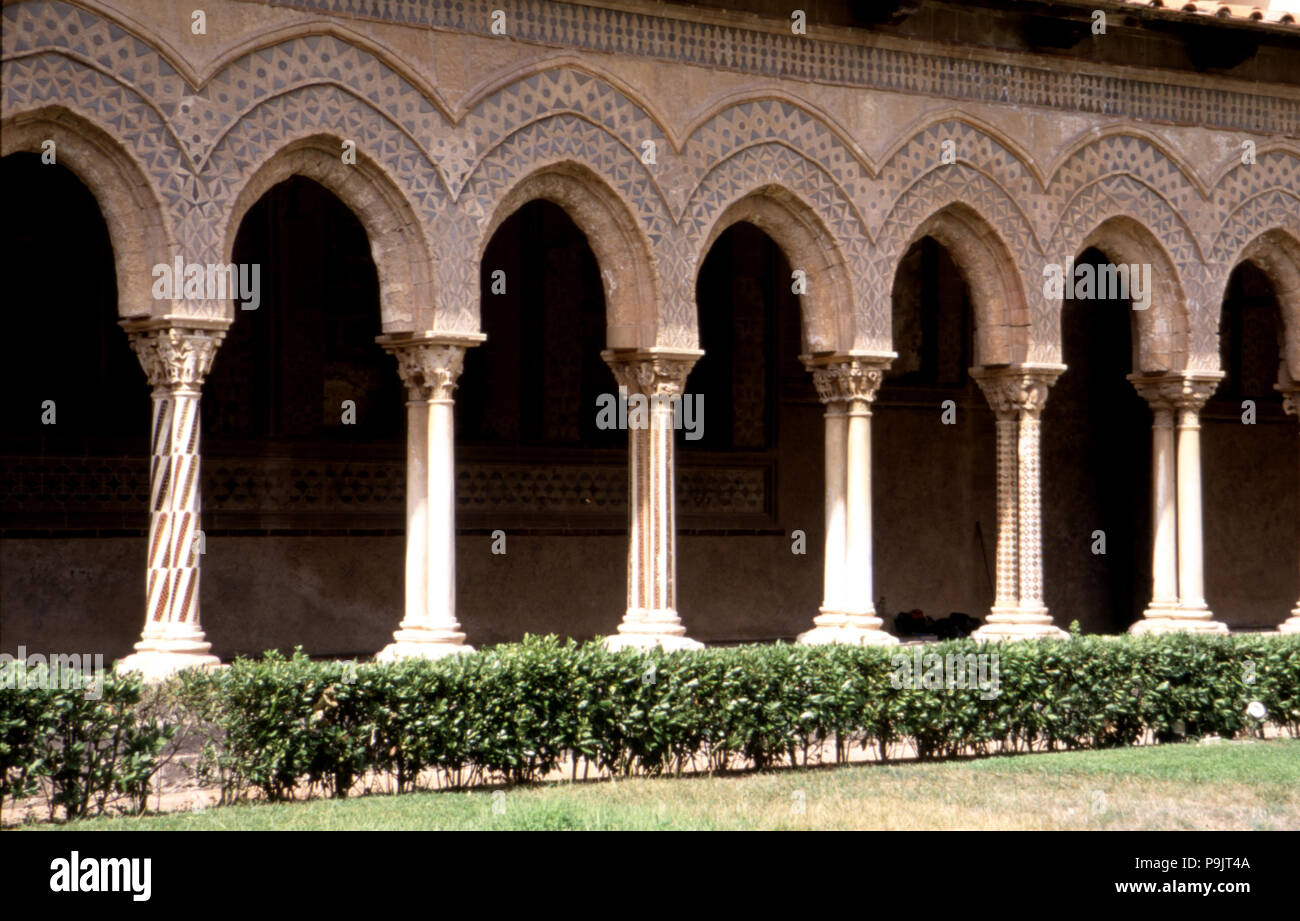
[176,633,1300,802]
[0,664,173,821]
[4,633,1299,816]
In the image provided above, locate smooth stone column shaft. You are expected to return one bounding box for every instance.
[376,335,482,661]
[819,402,848,620]
[1175,406,1212,618]
[602,349,702,651]
[798,354,895,646]
[1150,407,1179,612]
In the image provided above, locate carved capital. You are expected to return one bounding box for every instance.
[126,324,225,392]
[972,365,1063,417]
[1129,372,1223,414]
[602,349,701,397]
[389,343,467,401]
[803,354,893,405]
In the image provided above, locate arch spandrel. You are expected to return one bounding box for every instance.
[874,116,1045,239]
[682,96,875,210]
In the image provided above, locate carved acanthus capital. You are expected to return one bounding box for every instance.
[602,349,701,397]
[803,354,892,405]
[972,365,1063,417]
[126,325,225,392]
[1129,372,1223,415]
[389,343,467,401]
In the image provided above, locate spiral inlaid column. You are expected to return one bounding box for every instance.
[376,333,484,661]
[972,365,1067,641]
[602,348,702,651]
[116,321,226,680]
[797,353,896,646]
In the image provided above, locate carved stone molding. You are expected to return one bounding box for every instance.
[123,322,227,392]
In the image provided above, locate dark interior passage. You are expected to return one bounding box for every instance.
[1044,247,1152,633]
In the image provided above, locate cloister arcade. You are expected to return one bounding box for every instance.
[2,0,1298,676]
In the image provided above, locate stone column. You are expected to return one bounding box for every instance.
[1130,377,1181,623]
[972,365,1068,640]
[602,348,703,650]
[797,353,896,645]
[1129,372,1227,635]
[376,333,484,661]
[116,320,226,680]
[797,362,849,643]
[972,371,1022,622]
[1278,385,1300,634]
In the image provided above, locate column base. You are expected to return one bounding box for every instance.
[375,627,473,662]
[116,630,220,681]
[1279,608,1300,634]
[972,608,1067,641]
[1128,611,1228,636]
[802,611,898,646]
[604,609,703,651]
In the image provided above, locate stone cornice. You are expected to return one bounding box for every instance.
[230,0,1300,136]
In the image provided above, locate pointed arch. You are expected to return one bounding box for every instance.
[221,135,435,331]
[695,187,853,354]
[2,107,175,319]
[478,162,660,349]
[1077,216,1189,374]
[684,145,870,351]
[896,204,1029,367]
[1224,229,1300,383]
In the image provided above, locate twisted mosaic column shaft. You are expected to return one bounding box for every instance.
[117,323,225,679]
[377,335,482,661]
[602,349,702,651]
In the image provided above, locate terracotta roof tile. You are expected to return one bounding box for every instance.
[1116,0,1299,26]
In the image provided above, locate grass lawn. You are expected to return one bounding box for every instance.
[31,738,1300,831]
